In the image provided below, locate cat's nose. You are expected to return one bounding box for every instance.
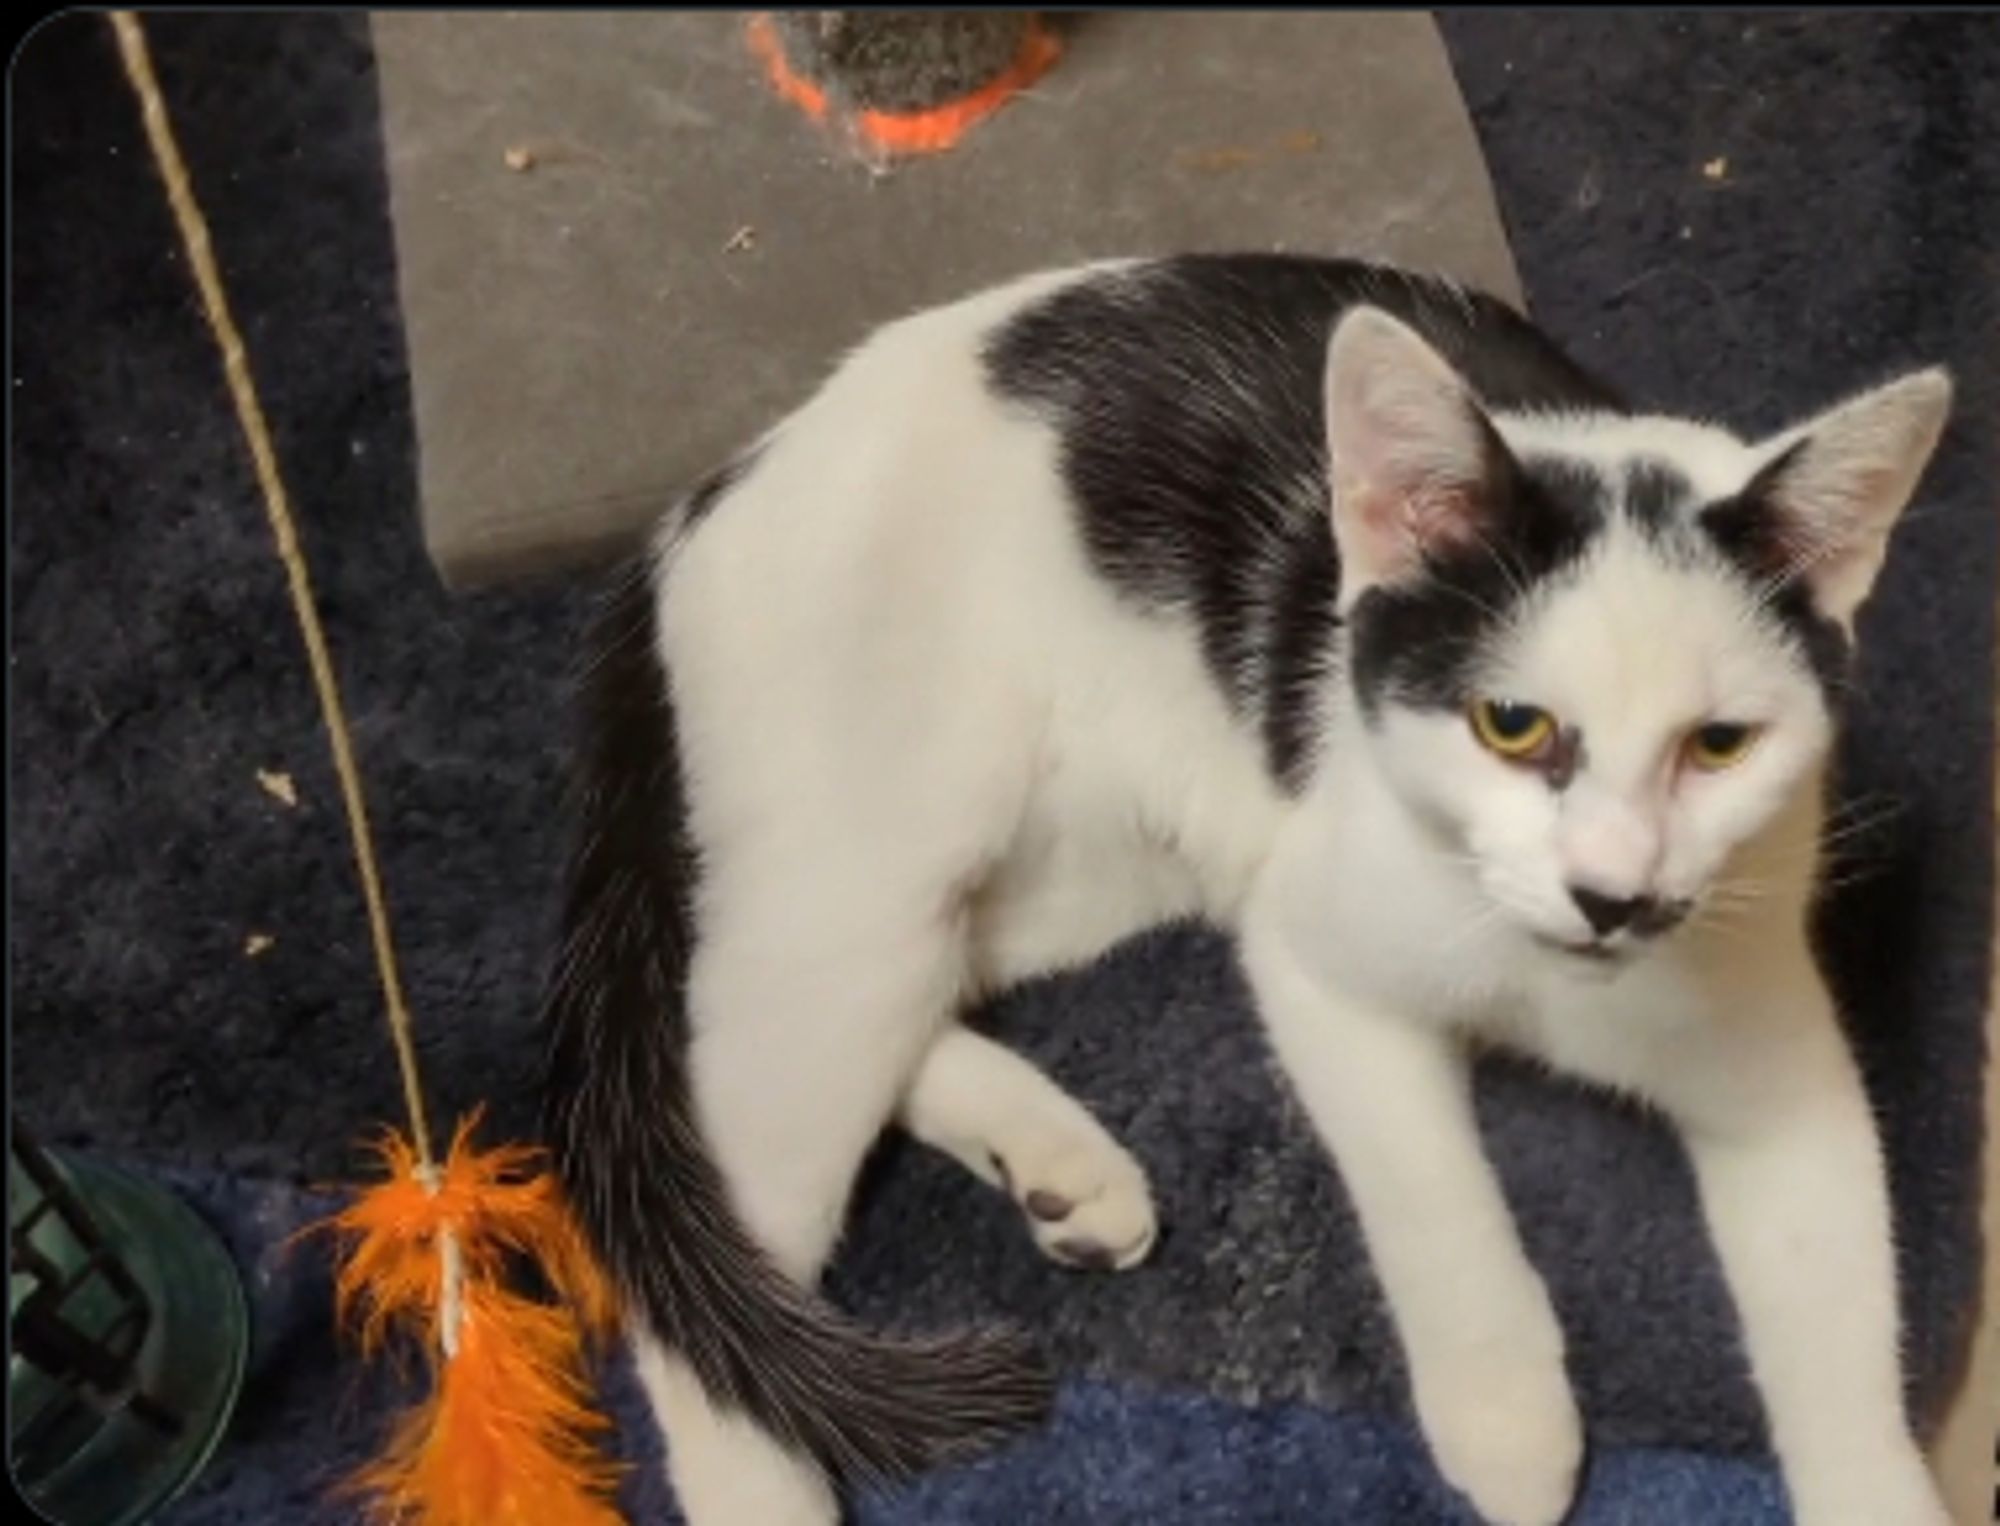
[1569,886,1644,937]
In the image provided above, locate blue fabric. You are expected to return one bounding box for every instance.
[156,1169,1790,1524]
[851,1384,1790,1526]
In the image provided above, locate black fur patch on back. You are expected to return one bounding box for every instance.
[984,255,1626,781]
[1259,526,1340,787]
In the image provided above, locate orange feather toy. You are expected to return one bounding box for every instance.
[324,1117,624,1526]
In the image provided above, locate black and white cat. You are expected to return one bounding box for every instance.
[542,255,1954,1526]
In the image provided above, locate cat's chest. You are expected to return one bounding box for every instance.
[1498,960,1709,1085]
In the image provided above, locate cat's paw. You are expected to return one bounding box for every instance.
[995,1126,1157,1272]
[1415,1343,1583,1526]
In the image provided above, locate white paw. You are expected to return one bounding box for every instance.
[995,1125,1158,1272]
[1414,1341,1583,1526]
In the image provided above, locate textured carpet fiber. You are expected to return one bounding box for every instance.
[10,12,1995,1524]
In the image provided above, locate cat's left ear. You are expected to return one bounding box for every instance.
[1720,367,1953,627]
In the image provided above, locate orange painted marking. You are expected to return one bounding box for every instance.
[748,14,1061,157]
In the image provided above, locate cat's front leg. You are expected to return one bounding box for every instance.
[1242,923,1583,1526]
[1669,1009,1951,1526]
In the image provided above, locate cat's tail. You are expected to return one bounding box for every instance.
[541,559,1053,1485]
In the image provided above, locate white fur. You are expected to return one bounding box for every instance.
[1494,408,1767,502]
[634,264,1951,1526]
[636,1339,840,1523]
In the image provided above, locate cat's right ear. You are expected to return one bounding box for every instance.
[1324,307,1507,609]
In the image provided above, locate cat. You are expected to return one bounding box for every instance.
[541,253,1955,1526]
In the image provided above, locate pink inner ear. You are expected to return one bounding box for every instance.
[1327,307,1502,588]
[1407,482,1484,556]
[1344,473,1483,586]
[1741,508,1816,583]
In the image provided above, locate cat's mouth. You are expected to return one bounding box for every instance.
[1529,897,1693,963]
[1533,932,1634,964]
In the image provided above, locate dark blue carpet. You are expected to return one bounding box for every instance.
[154,1171,1788,1524]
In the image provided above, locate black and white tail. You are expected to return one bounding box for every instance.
[540,557,1053,1485]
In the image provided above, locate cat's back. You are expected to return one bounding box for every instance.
[666,253,1616,571]
[982,253,1619,462]
[651,261,1120,652]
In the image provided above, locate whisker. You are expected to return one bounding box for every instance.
[1416,570,1510,627]
[1701,888,1770,910]
[1462,522,1533,609]
[1685,902,1757,945]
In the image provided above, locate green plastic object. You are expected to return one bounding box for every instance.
[9,1129,248,1525]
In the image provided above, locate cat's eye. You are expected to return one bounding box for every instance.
[1470,700,1556,762]
[1687,722,1760,771]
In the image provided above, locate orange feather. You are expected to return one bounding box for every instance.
[317,1112,627,1526]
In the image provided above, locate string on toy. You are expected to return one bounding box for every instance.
[109,9,438,1178]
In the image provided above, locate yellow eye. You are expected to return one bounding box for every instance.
[1471,700,1556,761]
[1688,722,1759,771]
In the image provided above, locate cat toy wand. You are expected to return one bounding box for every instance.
[110,14,628,1523]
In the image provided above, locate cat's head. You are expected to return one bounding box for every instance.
[1324,306,1951,962]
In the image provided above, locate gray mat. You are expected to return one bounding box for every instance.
[373,11,1521,586]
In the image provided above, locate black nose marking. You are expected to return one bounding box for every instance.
[1568,889,1688,939]
[1633,897,1691,937]
[1570,886,1643,937]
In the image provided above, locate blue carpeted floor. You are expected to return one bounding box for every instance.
[12,12,1995,1525]
[158,1170,1791,1524]
[855,1389,1789,1526]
